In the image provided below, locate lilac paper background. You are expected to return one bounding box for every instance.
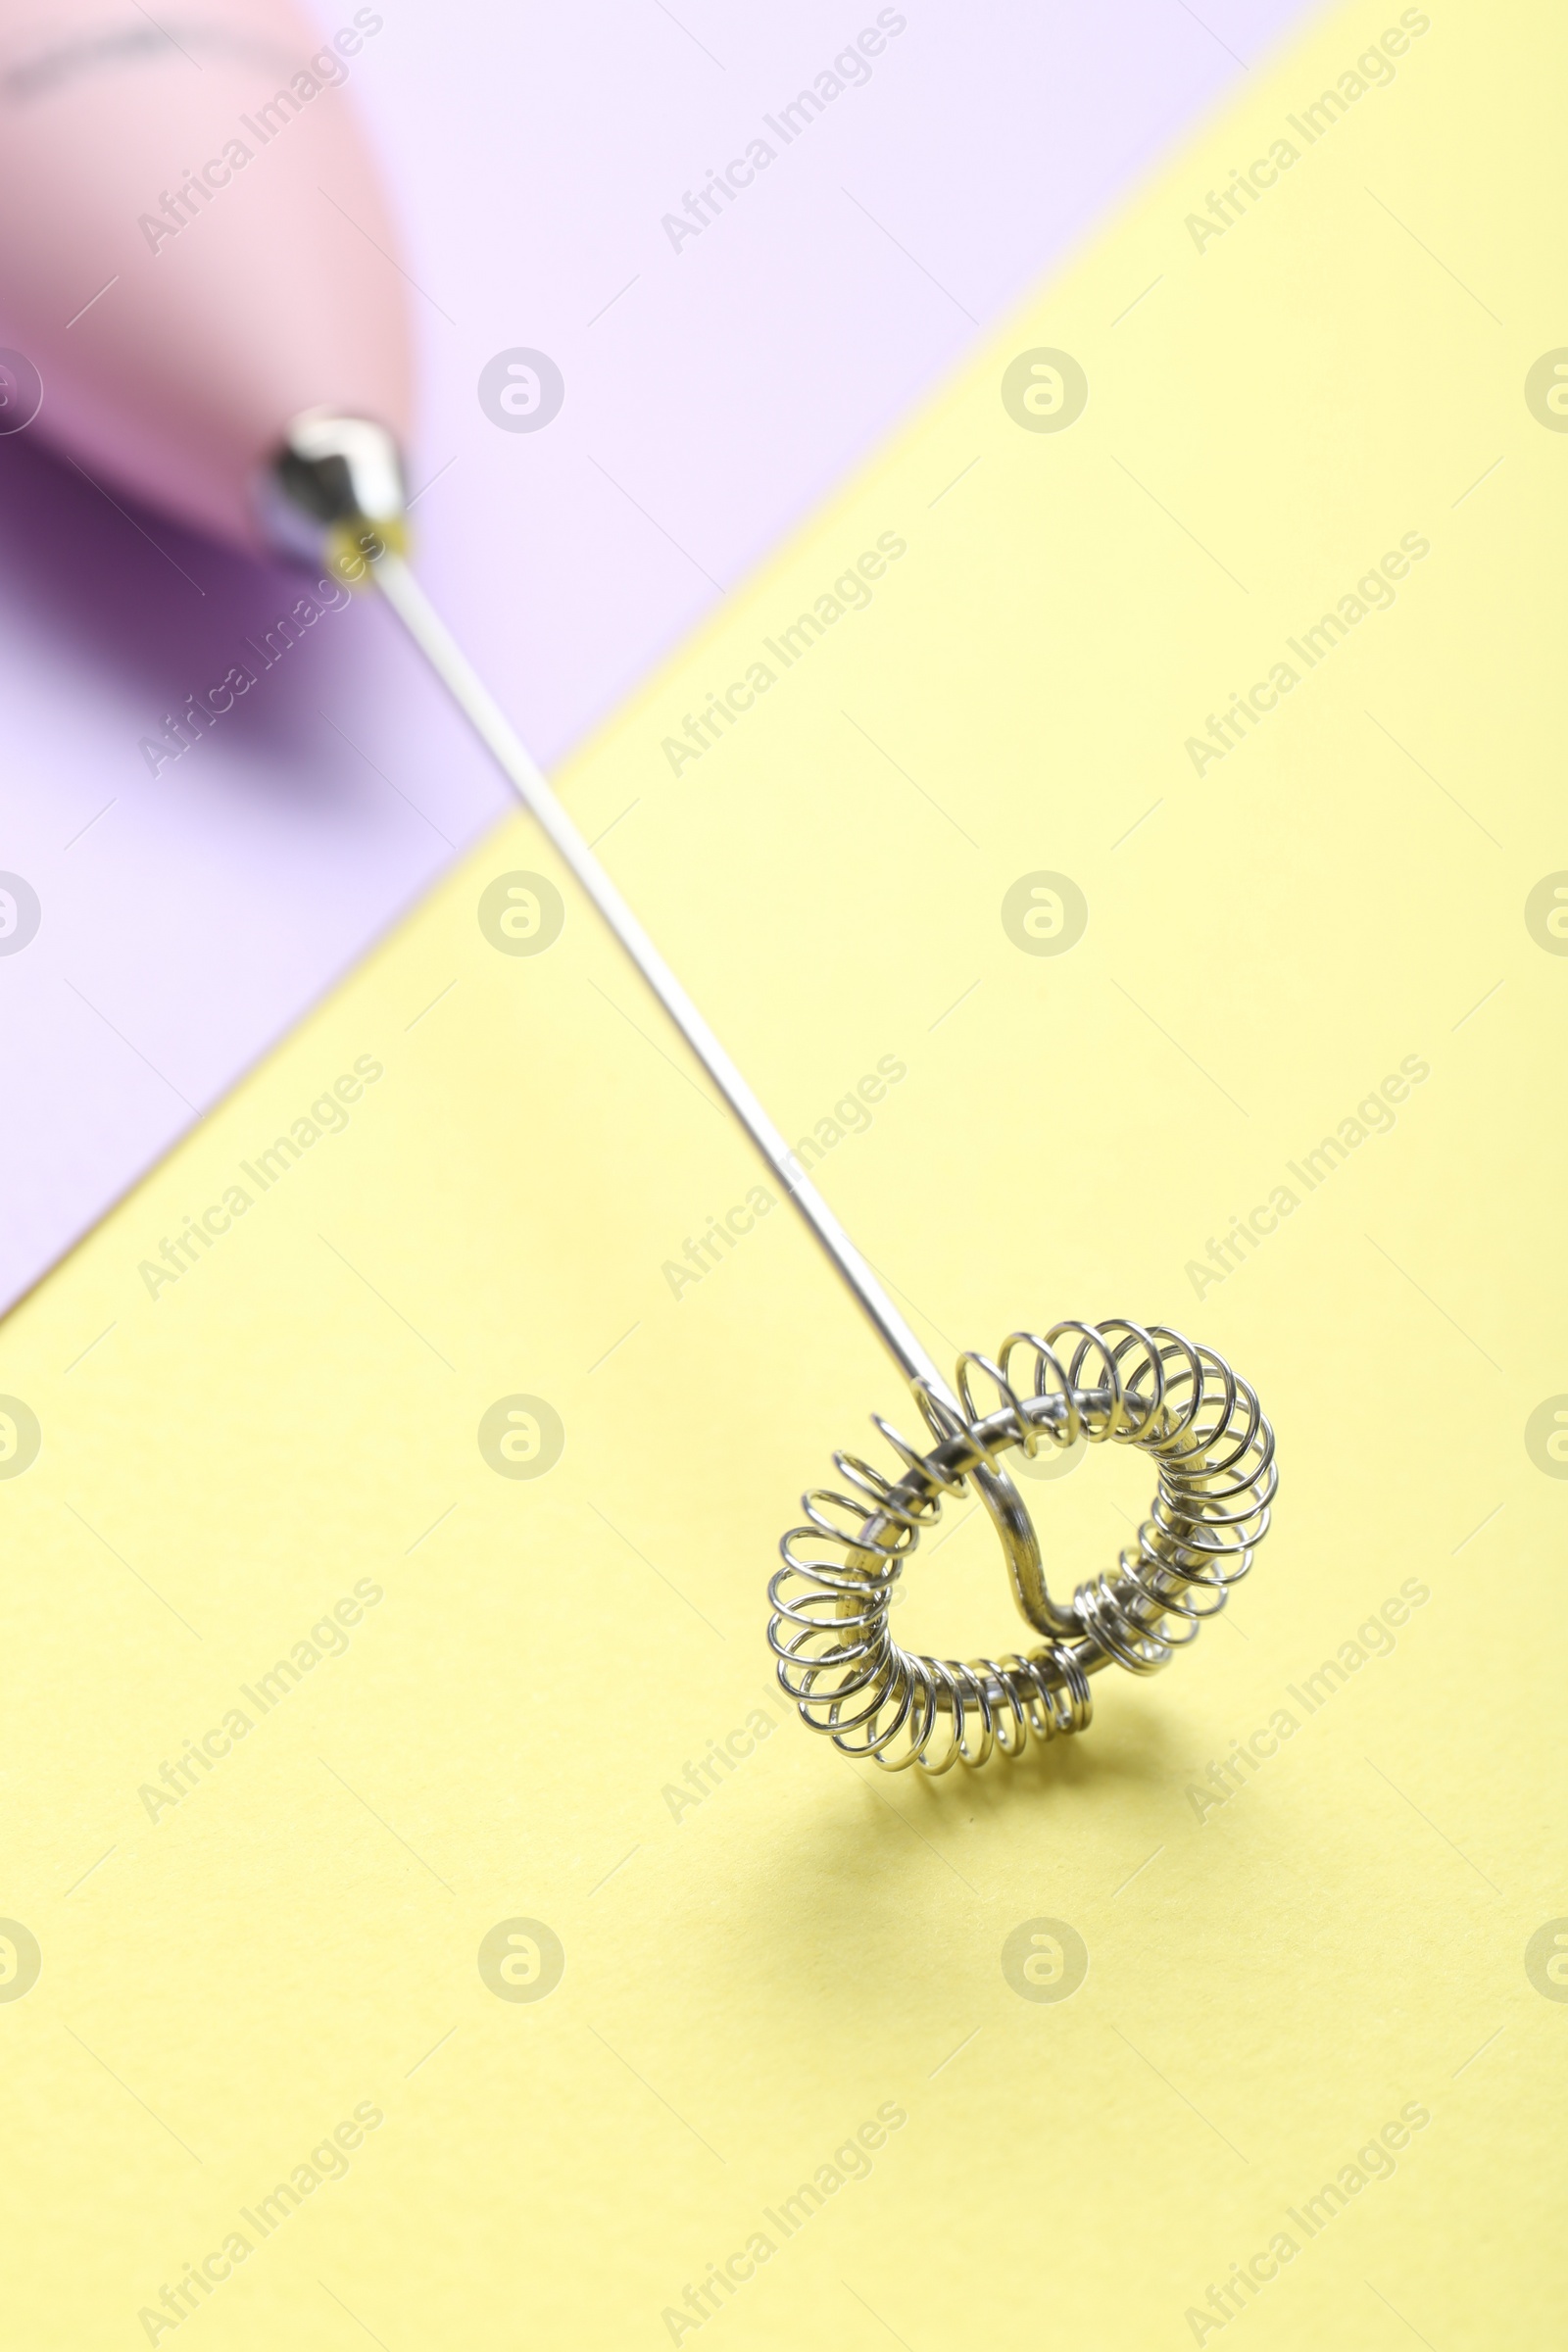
[0,0,1314,1313]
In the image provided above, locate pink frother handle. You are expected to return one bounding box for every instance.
[0,0,411,551]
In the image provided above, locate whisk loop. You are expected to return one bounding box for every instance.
[768,1320,1276,1773]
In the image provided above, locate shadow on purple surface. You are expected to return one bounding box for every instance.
[0,424,388,804]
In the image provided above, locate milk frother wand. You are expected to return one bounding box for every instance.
[0,0,1276,1775]
[264,418,1279,1777]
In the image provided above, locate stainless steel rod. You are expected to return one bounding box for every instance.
[372,550,953,1403]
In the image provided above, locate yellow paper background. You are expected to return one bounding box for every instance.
[4,2,1565,2343]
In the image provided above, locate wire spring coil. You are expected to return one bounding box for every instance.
[767,1320,1277,1773]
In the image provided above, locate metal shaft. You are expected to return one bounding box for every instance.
[372,550,953,1404]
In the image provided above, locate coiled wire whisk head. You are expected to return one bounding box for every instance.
[767,1319,1276,1774]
